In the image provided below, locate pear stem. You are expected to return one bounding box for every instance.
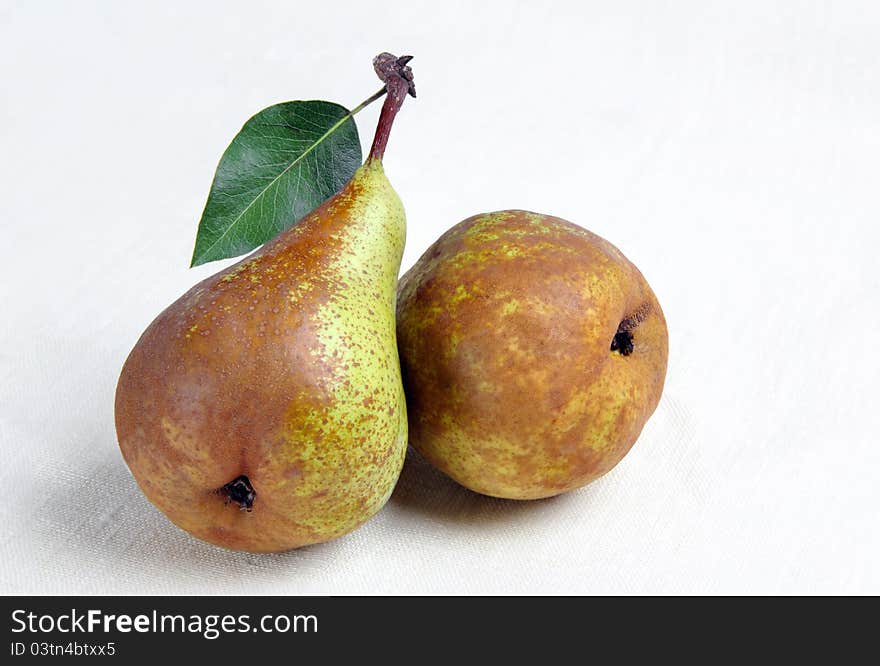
[351,87,387,116]
[368,53,416,163]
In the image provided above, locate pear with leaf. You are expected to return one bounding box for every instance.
[115,54,415,552]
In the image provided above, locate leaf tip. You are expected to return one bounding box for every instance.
[189,246,206,268]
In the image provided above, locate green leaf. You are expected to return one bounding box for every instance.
[190,101,362,266]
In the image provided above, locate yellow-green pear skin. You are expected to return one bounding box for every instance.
[116,160,408,553]
[397,210,668,500]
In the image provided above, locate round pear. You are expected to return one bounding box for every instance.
[397,210,668,500]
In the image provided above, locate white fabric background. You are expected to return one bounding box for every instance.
[1,1,877,595]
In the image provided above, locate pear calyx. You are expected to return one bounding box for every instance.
[610,303,653,357]
[220,475,256,512]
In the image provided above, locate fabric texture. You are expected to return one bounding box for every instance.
[1,1,877,594]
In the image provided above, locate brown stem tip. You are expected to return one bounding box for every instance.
[374,52,416,98]
[368,52,416,162]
